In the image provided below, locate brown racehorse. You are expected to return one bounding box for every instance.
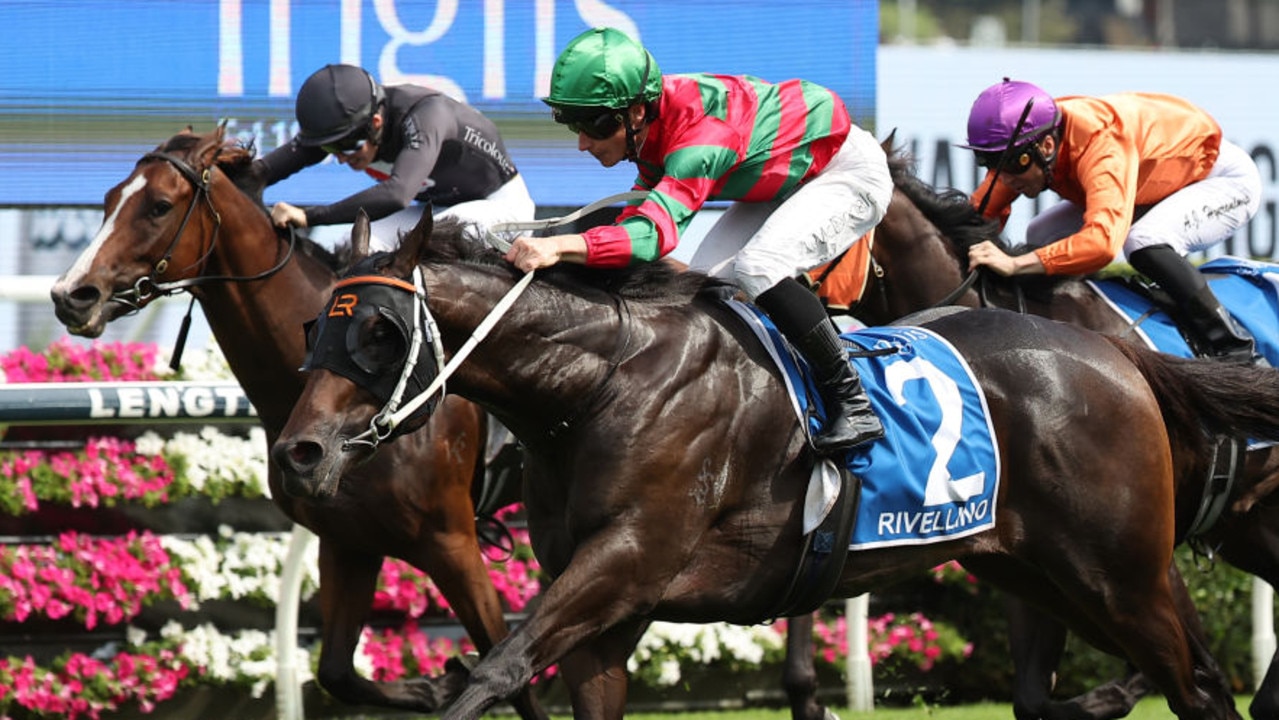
[273,208,1279,720]
[48,127,546,719]
[839,144,1279,720]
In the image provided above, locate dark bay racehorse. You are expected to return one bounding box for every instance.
[48,127,545,719]
[848,146,1279,720]
[272,209,1279,720]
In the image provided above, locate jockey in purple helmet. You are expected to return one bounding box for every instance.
[962,78,1263,363]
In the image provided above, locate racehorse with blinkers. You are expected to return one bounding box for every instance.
[48,126,546,719]
[273,207,1279,720]
[833,140,1279,720]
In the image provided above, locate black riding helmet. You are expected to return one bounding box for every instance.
[295,64,385,147]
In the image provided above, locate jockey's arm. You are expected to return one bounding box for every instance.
[506,234,588,273]
[968,240,1047,277]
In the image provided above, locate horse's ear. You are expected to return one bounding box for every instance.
[390,204,433,278]
[880,128,898,156]
[193,128,224,171]
[351,209,372,263]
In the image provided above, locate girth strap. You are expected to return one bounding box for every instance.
[1186,435,1244,560]
[764,461,861,621]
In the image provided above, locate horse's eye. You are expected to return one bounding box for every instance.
[351,315,407,373]
[150,200,173,219]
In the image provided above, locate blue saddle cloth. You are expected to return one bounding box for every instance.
[728,302,1001,550]
[1088,256,1279,362]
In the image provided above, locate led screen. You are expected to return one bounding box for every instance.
[0,0,878,208]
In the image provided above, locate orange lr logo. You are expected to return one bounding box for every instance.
[328,293,359,317]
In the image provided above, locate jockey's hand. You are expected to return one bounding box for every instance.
[270,202,308,229]
[505,234,588,273]
[967,240,1045,277]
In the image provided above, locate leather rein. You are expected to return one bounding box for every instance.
[110,151,297,309]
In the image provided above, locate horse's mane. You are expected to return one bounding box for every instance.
[885,146,1071,300]
[419,220,727,306]
[885,148,1005,255]
[156,131,349,272]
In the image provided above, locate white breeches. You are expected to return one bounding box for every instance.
[688,124,893,299]
[367,173,536,252]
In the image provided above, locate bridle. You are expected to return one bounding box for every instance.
[337,191,647,452]
[110,151,297,309]
[339,267,534,452]
[308,267,450,451]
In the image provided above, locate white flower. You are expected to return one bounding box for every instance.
[154,427,270,498]
[627,621,783,687]
[164,342,235,381]
[160,531,319,605]
[168,623,314,694]
[134,431,166,457]
[656,657,682,686]
[354,630,376,678]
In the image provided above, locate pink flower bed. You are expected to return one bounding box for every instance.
[0,338,163,383]
[0,651,188,720]
[0,437,173,516]
[0,531,191,629]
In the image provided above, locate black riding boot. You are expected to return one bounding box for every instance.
[1128,244,1259,363]
[756,278,884,454]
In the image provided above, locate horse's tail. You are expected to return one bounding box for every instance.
[1105,336,1279,448]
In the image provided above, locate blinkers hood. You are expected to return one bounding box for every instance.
[302,276,440,431]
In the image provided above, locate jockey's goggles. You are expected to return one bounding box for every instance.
[975,145,1036,175]
[321,134,369,157]
[553,107,623,140]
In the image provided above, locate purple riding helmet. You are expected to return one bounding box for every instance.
[960,78,1060,153]
[961,78,1059,177]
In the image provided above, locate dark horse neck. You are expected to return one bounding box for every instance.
[423,265,662,444]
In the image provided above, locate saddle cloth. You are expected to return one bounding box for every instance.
[803,229,875,311]
[1087,255,1279,364]
[727,302,1001,550]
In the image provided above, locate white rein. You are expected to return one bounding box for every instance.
[342,191,646,450]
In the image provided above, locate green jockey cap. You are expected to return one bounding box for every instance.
[544,27,662,110]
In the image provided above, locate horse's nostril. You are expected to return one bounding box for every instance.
[275,440,323,473]
[66,285,103,310]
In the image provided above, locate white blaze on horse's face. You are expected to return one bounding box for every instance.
[56,173,147,289]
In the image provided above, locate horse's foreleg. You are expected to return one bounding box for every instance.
[313,541,472,712]
[312,541,393,704]
[441,530,663,720]
[557,619,649,720]
[783,613,836,720]
[419,527,549,720]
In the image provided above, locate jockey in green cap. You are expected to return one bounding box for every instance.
[505,27,894,454]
